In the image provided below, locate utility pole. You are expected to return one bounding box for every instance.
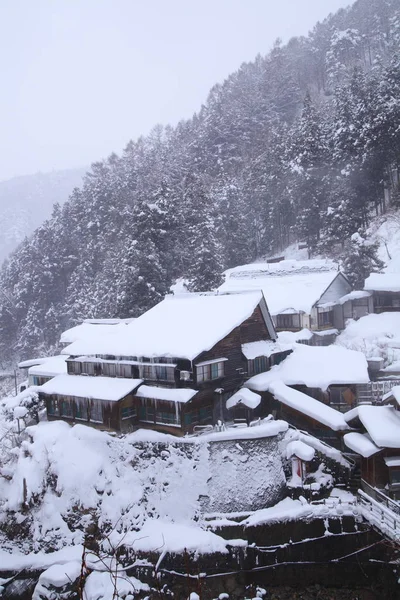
[14,369,18,396]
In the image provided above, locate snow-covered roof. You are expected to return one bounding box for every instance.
[336,312,400,362]
[134,385,197,404]
[219,259,341,315]
[383,386,400,405]
[18,357,50,369]
[364,273,400,293]
[226,388,261,410]
[277,329,314,344]
[286,440,315,461]
[384,456,400,468]
[350,405,400,449]
[337,290,371,305]
[246,344,369,392]
[63,291,275,361]
[28,355,68,378]
[39,374,143,402]
[266,381,349,431]
[241,340,291,360]
[343,432,381,458]
[60,321,131,345]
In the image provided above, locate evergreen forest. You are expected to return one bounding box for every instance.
[1,0,400,362]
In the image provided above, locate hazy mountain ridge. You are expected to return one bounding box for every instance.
[0,168,86,264]
[0,0,399,363]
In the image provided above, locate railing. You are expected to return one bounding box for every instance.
[358,489,400,543]
[356,380,399,405]
[360,479,400,515]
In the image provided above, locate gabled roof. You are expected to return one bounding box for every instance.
[267,381,349,431]
[219,259,344,315]
[29,355,67,378]
[39,374,143,402]
[62,291,276,361]
[246,344,369,392]
[364,273,400,293]
[60,320,132,345]
[346,405,400,449]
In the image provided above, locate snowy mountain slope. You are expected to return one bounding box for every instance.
[0,168,85,264]
[368,212,400,274]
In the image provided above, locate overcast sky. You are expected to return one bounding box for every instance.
[0,0,351,182]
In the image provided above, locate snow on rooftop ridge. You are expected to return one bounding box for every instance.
[220,261,342,315]
[364,273,400,292]
[343,432,380,458]
[245,344,369,391]
[225,259,338,279]
[62,291,270,361]
[60,321,131,345]
[39,374,143,402]
[265,381,349,431]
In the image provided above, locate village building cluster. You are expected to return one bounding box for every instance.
[18,259,400,500]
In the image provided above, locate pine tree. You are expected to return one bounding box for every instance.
[341,229,385,289]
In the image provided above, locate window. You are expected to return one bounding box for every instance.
[248,356,268,375]
[142,365,154,380]
[376,294,391,307]
[156,366,168,380]
[390,469,400,485]
[318,309,333,327]
[196,361,225,383]
[85,362,94,375]
[61,400,73,418]
[277,314,296,329]
[33,376,39,386]
[156,409,178,425]
[68,361,81,375]
[47,398,59,415]
[353,298,369,307]
[139,400,155,422]
[90,401,103,423]
[121,406,136,420]
[254,356,267,374]
[75,401,88,420]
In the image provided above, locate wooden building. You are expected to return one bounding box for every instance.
[40,375,143,432]
[219,259,355,342]
[343,405,400,500]
[43,291,288,435]
[364,273,400,313]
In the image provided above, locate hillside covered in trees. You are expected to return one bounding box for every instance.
[0,0,399,363]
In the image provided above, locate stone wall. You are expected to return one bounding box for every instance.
[203,434,286,513]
